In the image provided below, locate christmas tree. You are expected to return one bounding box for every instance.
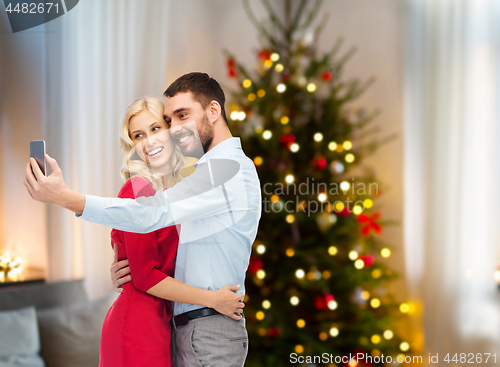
[225,0,411,366]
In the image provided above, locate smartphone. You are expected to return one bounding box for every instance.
[30,140,46,177]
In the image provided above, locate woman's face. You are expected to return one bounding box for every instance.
[128,110,174,172]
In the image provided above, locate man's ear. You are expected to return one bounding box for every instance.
[207,100,222,124]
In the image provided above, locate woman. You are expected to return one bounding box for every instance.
[99,97,243,367]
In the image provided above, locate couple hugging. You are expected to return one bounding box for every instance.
[24,72,262,367]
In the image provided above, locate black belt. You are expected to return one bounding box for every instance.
[174,307,221,327]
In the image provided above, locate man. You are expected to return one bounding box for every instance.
[24,72,262,367]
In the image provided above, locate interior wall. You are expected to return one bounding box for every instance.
[164,0,267,87]
[0,11,48,271]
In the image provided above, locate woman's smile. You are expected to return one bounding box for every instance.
[146,146,164,158]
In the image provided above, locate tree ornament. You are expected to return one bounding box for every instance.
[316,212,337,233]
[314,295,326,310]
[325,294,335,307]
[227,58,237,78]
[248,257,263,274]
[311,156,327,171]
[296,75,307,87]
[322,71,333,81]
[293,27,315,48]
[314,293,335,310]
[357,212,382,237]
[359,254,375,267]
[279,134,296,149]
[267,326,280,338]
[258,49,272,61]
[330,160,345,174]
[352,286,368,306]
[337,206,351,217]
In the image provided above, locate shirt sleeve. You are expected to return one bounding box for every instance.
[115,177,170,292]
[80,158,249,234]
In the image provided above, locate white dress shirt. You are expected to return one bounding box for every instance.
[79,138,262,315]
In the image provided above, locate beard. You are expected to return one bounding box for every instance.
[180,114,214,158]
[199,115,214,154]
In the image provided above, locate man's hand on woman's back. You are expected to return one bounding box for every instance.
[111,244,131,293]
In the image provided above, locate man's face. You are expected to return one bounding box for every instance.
[163,92,214,159]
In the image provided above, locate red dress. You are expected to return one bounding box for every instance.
[99,176,179,367]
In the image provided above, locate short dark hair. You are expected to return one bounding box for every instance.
[164,72,227,123]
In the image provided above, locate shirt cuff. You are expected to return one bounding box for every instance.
[75,194,106,224]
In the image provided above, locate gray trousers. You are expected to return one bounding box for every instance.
[173,314,248,367]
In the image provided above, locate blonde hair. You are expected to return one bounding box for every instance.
[119,96,185,191]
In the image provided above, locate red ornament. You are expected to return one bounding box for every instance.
[315,294,335,311]
[282,72,291,80]
[337,207,351,217]
[267,326,280,338]
[314,295,326,310]
[247,257,263,274]
[227,58,237,78]
[280,134,296,149]
[258,49,271,61]
[311,156,327,171]
[359,255,375,267]
[322,71,333,81]
[357,212,382,237]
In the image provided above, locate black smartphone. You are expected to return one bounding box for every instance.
[30,140,46,177]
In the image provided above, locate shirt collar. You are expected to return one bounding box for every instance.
[194,137,241,166]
